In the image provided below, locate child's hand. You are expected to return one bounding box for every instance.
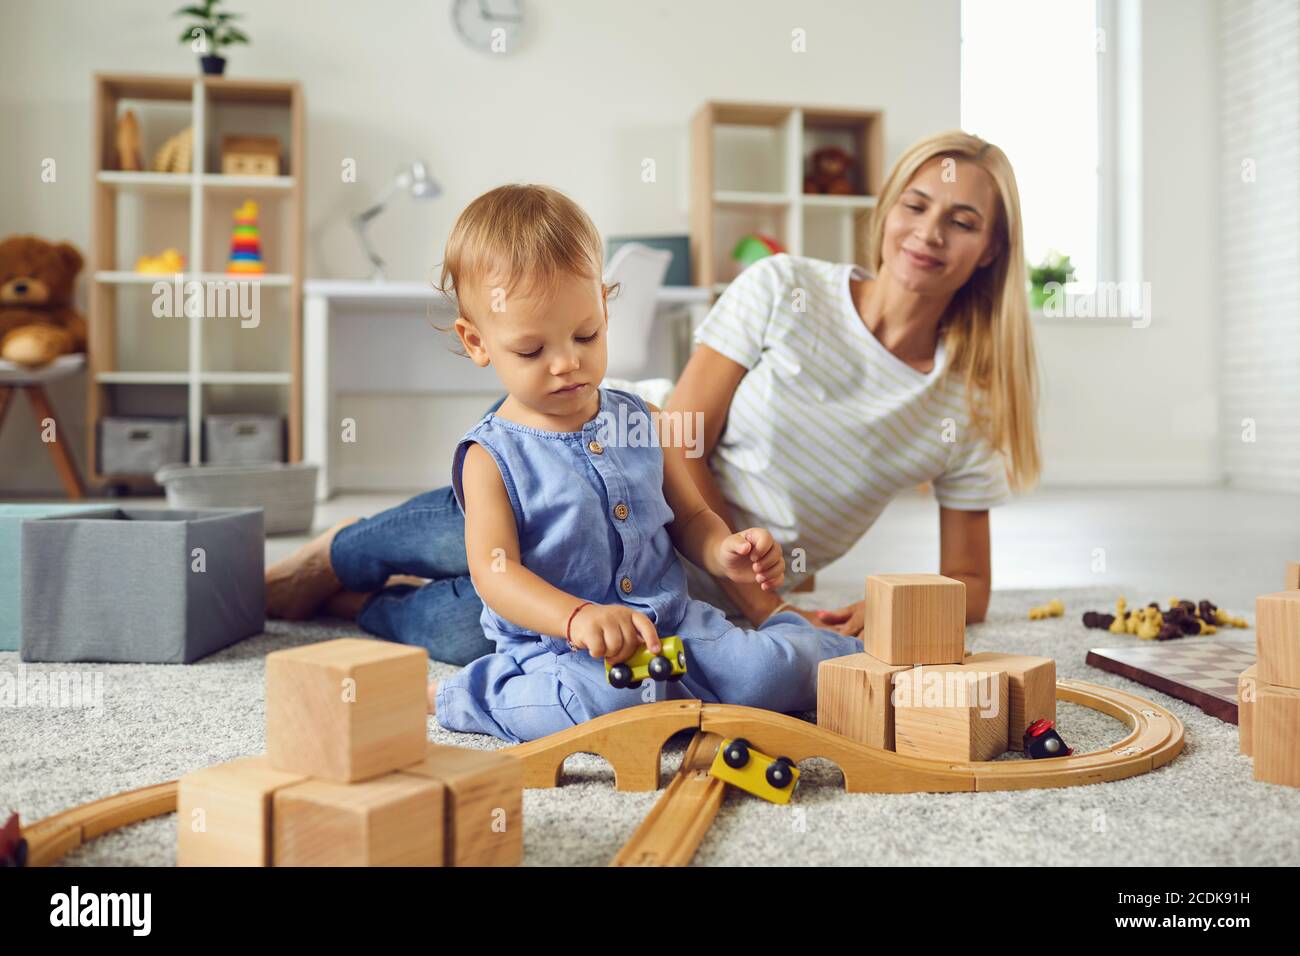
[568,603,661,665]
[719,527,784,590]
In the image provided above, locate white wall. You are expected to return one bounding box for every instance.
[1218,0,1300,493]
[0,0,1229,497]
[0,0,961,494]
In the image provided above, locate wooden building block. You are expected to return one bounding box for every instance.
[816,652,913,750]
[266,638,427,783]
[177,756,307,866]
[1255,592,1300,690]
[401,742,523,867]
[1239,664,1257,757]
[964,652,1056,750]
[1285,562,1300,592]
[1253,682,1300,788]
[864,574,965,665]
[893,664,1008,762]
[273,772,445,866]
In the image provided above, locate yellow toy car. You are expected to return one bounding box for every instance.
[708,737,800,804]
[606,635,687,689]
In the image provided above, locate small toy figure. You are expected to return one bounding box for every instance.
[1108,597,1129,634]
[1028,598,1065,620]
[226,200,266,275]
[709,737,800,804]
[1023,719,1073,759]
[135,248,185,274]
[605,635,686,689]
[1082,596,1247,639]
[0,812,27,867]
[115,108,142,171]
[1082,610,1116,630]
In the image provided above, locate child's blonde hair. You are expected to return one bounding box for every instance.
[864,130,1041,492]
[436,184,611,321]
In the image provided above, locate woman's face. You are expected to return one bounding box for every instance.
[880,155,1002,296]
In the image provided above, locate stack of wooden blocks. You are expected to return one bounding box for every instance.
[1238,562,1300,787]
[177,638,523,866]
[817,574,1056,761]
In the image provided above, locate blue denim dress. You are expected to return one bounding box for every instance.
[433,387,862,743]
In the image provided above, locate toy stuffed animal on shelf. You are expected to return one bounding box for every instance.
[803,145,858,195]
[0,235,88,368]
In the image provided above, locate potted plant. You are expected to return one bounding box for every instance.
[1027,249,1076,310]
[175,1,250,76]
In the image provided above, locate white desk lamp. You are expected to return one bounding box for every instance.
[351,160,441,281]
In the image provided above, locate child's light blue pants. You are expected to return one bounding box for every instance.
[434,601,863,744]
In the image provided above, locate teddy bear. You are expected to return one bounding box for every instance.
[803,145,858,195]
[0,235,88,368]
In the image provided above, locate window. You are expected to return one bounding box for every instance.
[961,0,1107,291]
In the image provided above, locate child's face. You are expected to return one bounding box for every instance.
[455,270,609,419]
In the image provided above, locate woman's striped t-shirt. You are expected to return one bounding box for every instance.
[677,253,1012,615]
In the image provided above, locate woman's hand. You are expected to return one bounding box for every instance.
[719,528,784,590]
[567,603,660,665]
[815,600,866,637]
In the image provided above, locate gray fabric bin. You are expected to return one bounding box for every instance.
[204,414,284,464]
[100,416,187,476]
[20,507,265,664]
[154,463,317,535]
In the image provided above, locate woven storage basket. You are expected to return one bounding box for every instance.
[155,462,317,535]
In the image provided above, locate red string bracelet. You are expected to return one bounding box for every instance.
[565,601,593,649]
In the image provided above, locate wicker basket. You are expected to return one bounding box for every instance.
[154,462,317,535]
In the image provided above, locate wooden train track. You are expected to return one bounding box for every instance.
[17,679,1183,866]
[610,732,726,867]
[21,780,178,867]
[508,679,1185,794]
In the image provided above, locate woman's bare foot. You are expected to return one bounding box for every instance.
[427,679,438,716]
[265,517,360,620]
[322,575,430,620]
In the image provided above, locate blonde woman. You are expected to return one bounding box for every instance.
[666,129,1040,635]
[266,130,1038,656]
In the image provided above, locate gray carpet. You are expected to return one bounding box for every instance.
[3,585,1297,866]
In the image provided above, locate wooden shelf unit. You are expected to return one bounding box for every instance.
[689,101,884,289]
[89,73,304,487]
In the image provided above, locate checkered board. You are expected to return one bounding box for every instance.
[1085,635,1255,724]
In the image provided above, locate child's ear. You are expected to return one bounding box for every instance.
[455,315,491,367]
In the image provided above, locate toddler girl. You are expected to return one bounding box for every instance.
[429,184,863,743]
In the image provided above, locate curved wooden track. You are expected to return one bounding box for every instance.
[18,679,1183,865]
[506,679,1184,793]
[22,780,177,867]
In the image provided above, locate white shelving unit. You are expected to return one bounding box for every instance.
[89,73,304,487]
[690,101,884,289]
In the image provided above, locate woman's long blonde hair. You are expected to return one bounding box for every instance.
[865,130,1041,491]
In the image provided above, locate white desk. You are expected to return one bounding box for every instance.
[303,279,713,500]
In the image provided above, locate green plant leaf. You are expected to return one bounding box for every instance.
[175,5,212,18]
[223,27,251,44]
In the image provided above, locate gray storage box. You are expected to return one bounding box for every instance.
[204,414,284,464]
[0,504,119,651]
[100,416,187,476]
[155,462,317,535]
[20,507,265,664]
